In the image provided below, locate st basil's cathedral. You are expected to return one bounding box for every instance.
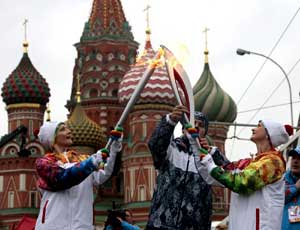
[0,0,237,229]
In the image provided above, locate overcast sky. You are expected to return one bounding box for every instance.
[1,0,300,160]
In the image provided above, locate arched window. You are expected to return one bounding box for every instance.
[29,191,38,208]
[19,174,26,191]
[143,122,147,138]
[8,191,14,208]
[112,89,118,97]
[89,88,98,98]
[29,120,33,136]
[139,186,146,201]
[0,176,3,192]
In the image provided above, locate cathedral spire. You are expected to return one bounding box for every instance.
[23,19,29,53]
[81,0,135,42]
[75,73,81,103]
[193,28,237,122]
[203,27,209,64]
[143,4,152,49]
[89,0,125,27]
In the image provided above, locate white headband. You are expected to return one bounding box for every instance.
[261,120,289,148]
[38,121,62,150]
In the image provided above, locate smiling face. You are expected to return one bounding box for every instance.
[250,122,268,143]
[54,123,73,149]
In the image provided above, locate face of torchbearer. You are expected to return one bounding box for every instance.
[250,122,269,144]
[54,124,73,149]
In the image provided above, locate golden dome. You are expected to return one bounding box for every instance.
[66,104,106,149]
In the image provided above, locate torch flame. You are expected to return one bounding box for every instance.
[173,44,191,67]
[133,45,189,70]
[149,47,165,68]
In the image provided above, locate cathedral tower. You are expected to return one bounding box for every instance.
[66,0,139,138]
[1,38,50,138]
[0,24,49,229]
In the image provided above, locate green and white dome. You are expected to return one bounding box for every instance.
[193,50,237,122]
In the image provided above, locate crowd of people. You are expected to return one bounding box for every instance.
[34,105,299,230]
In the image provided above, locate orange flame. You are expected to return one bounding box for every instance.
[134,48,165,68]
[149,47,164,68]
[133,45,189,69]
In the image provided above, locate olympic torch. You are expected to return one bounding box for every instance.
[105,49,163,149]
[161,45,204,148]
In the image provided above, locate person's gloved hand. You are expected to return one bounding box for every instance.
[169,105,189,123]
[91,148,110,169]
[201,154,217,173]
[91,151,104,168]
[110,126,123,153]
[199,138,212,152]
[110,138,122,153]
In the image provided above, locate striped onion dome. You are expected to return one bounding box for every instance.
[193,50,237,122]
[1,43,50,105]
[118,31,177,106]
[66,103,106,149]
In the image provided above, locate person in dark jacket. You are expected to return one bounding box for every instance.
[146,105,228,230]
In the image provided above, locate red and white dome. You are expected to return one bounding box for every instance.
[118,40,177,106]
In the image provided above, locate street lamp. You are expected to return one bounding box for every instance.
[236,48,294,127]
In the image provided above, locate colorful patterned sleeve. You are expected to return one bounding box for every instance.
[210,153,285,195]
[36,154,97,191]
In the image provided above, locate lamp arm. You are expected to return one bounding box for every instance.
[249,51,294,126]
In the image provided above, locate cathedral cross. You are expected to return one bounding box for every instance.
[23,19,28,41]
[203,27,210,50]
[143,4,151,30]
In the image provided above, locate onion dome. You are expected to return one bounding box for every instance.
[66,76,106,149]
[193,49,237,122]
[66,104,106,149]
[1,42,50,105]
[118,30,177,106]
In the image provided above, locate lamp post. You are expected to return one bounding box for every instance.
[236,48,294,127]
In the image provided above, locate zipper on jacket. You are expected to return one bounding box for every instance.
[42,200,49,224]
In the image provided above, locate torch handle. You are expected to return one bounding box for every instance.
[161,46,202,150]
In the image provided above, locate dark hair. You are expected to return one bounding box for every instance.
[181,112,209,136]
[194,111,209,136]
